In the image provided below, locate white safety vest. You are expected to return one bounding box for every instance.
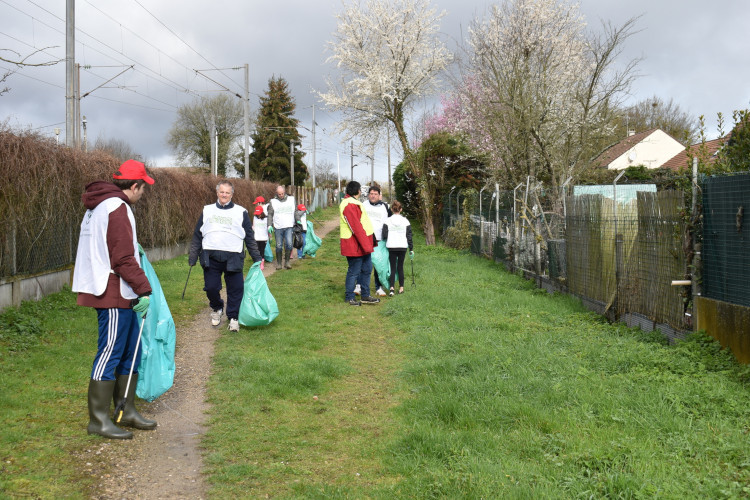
[363,200,388,240]
[384,214,410,249]
[201,204,246,253]
[270,196,295,229]
[72,197,139,299]
[253,216,269,241]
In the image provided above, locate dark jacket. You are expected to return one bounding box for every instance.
[76,181,152,309]
[188,201,262,272]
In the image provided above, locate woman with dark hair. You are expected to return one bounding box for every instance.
[381,200,413,296]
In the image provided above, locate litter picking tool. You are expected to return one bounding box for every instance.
[410,254,416,288]
[115,313,146,424]
[181,265,193,300]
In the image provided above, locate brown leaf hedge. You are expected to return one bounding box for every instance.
[0,127,276,276]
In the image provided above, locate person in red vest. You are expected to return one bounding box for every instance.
[339,181,380,306]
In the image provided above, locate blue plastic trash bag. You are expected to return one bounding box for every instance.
[239,261,279,327]
[372,241,390,285]
[303,220,322,257]
[135,253,176,402]
[264,242,274,262]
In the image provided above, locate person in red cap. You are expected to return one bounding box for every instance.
[294,203,308,259]
[253,196,267,215]
[72,159,156,440]
[252,204,269,270]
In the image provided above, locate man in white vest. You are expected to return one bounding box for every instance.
[362,184,392,296]
[72,159,155,440]
[188,181,262,332]
[266,185,301,270]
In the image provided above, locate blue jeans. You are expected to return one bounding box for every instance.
[345,254,372,301]
[275,227,293,251]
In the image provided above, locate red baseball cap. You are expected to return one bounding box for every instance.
[297,204,306,211]
[254,206,264,216]
[112,159,154,185]
[254,196,265,204]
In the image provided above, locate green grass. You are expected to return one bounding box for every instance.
[206,216,750,498]
[0,254,208,498]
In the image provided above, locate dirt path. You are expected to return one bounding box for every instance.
[86,218,339,499]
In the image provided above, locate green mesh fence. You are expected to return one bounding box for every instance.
[702,173,750,307]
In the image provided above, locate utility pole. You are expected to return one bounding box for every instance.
[290,140,296,188]
[311,104,316,188]
[387,126,392,199]
[370,152,374,186]
[243,63,250,179]
[82,115,87,151]
[65,0,75,147]
[350,140,354,181]
[75,62,81,148]
[210,117,216,176]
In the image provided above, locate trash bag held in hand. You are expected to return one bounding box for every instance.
[372,241,391,286]
[303,220,322,257]
[135,252,176,402]
[264,242,274,262]
[292,223,304,249]
[239,261,279,327]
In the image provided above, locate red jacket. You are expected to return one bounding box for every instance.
[76,181,152,309]
[340,195,374,257]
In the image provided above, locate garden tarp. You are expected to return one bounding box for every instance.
[303,220,322,257]
[238,261,279,327]
[136,252,176,402]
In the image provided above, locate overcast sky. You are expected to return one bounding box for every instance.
[2,0,749,184]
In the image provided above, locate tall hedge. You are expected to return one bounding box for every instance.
[0,127,276,276]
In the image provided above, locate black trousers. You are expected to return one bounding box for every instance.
[388,249,406,289]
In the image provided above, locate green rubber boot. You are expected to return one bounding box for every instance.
[284,248,292,269]
[87,379,133,439]
[113,374,157,430]
[275,249,283,270]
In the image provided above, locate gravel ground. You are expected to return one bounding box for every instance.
[85,218,338,499]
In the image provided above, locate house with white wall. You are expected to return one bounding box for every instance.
[593,128,685,170]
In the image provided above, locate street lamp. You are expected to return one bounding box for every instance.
[54,128,61,145]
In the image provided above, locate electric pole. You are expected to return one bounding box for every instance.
[311,104,316,188]
[370,152,374,186]
[210,117,216,176]
[387,126,392,199]
[350,140,354,181]
[65,0,75,147]
[290,140,296,189]
[244,63,250,179]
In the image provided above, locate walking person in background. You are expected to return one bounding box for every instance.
[188,180,262,332]
[362,184,392,296]
[253,205,269,270]
[266,185,297,270]
[295,203,308,259]
[340,180,380,306]
[72,159,156,440]
[382,200,413,296]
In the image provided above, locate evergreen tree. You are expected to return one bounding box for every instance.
[247,76,307,184]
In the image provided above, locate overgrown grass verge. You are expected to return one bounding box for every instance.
[384,243,750,498]
[0,254,207,498]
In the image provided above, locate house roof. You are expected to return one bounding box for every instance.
[593,128,658,168]
[661,137,725,171]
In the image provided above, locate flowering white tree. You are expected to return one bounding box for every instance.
[319,0,452,244]
[456,0,639,204]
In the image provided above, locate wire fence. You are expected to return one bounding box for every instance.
[439,173,750,336]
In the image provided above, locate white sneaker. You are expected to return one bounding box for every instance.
[376,287,386,297]
[210,308,222,326]
[228,318,239,332]
[354,284,361,296]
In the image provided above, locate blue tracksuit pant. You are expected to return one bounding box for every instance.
[92,308,142,381]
